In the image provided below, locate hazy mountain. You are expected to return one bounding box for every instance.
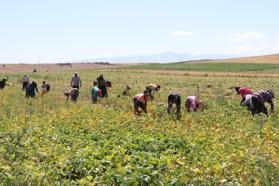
[87,53,240,63]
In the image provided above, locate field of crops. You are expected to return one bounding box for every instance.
[0,69,278,185]
[129,62,279,72]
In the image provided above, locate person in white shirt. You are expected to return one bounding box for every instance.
[21,74,30,90]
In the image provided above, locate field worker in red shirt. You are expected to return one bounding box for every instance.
[235,86,253,97]
[133,90,151,115]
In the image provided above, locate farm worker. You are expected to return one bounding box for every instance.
[97,74,108,98]
[71,72,82,89]
[133,90,151,114]
[167,92,181,119]
[146,84,161,100]
[41,81,50,95]
[257,90,274,112]
[235,86,252,97]
[186,96,204,112]
[252,89,274,112]
[122,85,131,96]
[240,90,274,116]
[25,81,39,98]
[64,88,79,102]
[0,77,9,89]
[91,80,102,103]
[21,74,30,90]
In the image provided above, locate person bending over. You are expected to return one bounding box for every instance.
[133,90,151,115]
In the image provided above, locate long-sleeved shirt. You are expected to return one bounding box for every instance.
[91,86,100,99]
[97,78,107,88]
[168,93,181,105]
[26,83,39,97]
[0,80,7,89]
[253,90,273,103]
[69,88,79,101]
[186,96,199,110]
[71,76,81,87]
[146,84,158,91]
[239,87,253,97]
[22,76,29,83]
[41,83,50,92]
[134,93,148,103]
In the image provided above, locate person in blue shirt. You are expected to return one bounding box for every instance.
[91,80,101,103]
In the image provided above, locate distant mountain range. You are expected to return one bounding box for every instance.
[84,53,240,63]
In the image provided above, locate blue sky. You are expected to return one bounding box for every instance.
[0,0,278,63]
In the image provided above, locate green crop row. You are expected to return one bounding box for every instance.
[127,62,279,72]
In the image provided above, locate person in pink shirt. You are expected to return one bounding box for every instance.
[235,87,253,97]
[185,96,204,112]
[235,86,253,106]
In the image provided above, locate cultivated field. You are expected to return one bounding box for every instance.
[221,54,279,64]
[128,62,279,73]
[0,68,278,185]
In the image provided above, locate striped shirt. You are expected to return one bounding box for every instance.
[253,90,273,103]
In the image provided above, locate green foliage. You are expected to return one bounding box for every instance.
[128,62,279,72]
[0,70,278,185]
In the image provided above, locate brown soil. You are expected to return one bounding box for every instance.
[0,63,124,73]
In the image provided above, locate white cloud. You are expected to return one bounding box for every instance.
[225,32,263,41]
[170,30,197,37]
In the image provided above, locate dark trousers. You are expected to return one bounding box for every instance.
[22,82,28,90]
[168,102,181,115]
[72,85,79,90]
[92,95,97,103]
[99,86,107,97]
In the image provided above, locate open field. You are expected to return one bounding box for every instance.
[117,69,279,78]
[0,69,278,185]
[221,54,279,64]
[126,54,279,73]
[126,62,279,73]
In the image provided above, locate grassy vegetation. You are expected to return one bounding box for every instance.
[128,62,279,72]
[0,70,278,185]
